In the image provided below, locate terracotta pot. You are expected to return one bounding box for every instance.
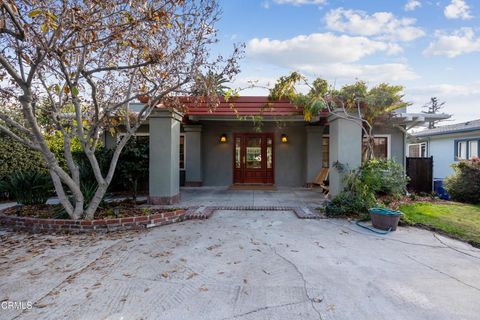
[369,208,402,231]
[138,95,149,103]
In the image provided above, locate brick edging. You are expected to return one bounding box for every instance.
[0,209,186,234]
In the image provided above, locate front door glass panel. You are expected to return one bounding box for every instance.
[267,138,273,169]
[246,137,262,169]
[235,137,241,168]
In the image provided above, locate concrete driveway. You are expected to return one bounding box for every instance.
[1,210,480,320]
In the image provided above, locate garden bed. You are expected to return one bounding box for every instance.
[0,200,187,234]
[1,199,178,219]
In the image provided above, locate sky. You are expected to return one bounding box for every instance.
[213,0,480,124]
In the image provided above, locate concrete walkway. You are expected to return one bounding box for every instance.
[0,187,326,211]
[175,186,327,207]
[1,210,479,319]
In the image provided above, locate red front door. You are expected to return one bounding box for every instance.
[233,133,274,184]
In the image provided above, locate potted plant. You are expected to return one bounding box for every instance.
[368,207,402,231]
[138,95,150,103]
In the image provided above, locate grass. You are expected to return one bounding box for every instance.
[399,202,480,247]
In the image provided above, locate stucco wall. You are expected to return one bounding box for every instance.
[323,125,406,167]
[200,121,307,186]
[105,120,406,187]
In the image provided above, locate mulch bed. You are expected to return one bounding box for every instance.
[377,194,450,211]
[2,199,178,220]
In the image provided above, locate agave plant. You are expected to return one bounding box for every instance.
[0,171,53,205]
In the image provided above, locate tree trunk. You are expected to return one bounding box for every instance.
[133,179,138,203]
[84,184,107,220]
[20,94,85,219]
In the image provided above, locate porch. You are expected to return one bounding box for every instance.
[143,97,368,205]
[123,97,436,205]
[163,186,327,208]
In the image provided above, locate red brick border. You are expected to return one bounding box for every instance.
[0,209,186,234]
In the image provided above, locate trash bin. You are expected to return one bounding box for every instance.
[433,179,450,200]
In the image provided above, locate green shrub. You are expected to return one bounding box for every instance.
[326,159,408,217]
[0,134,45,180]
[45,132,83,170]
[115,137,149,200]
[444,158,480,204]
[326,169,376,217]
[360,159,409,197]
[0,171,53,205]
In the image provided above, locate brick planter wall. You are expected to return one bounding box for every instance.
[0,209,186,234]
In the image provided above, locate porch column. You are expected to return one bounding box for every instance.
[184,125,203,186]
[328,111,362,197]
[305,126,324,185]
[148,108,183,204]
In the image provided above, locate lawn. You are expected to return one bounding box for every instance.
[400,202,480,247]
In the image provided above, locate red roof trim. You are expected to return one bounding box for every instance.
[180,96,303,116]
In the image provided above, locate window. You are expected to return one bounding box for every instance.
[267,138,273,169]
[457,139,479,160]
[363,136,389,159]
[322,137,329,168]
[408,143,427,157]
[468,141,478,159]
[457,141,467,159]
[421,143,427,157]
[118,132,186,169]
[179,135,185,169]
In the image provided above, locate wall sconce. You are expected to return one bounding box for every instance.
[220,133,227,143]
[281,134,288,143]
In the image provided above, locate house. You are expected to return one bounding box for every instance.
[409,119,480,180]
[106,96,444,204]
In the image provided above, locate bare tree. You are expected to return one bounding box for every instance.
[0,0,241,219]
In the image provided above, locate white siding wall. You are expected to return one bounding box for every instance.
[429,138,455,179]
[428,129,480,179]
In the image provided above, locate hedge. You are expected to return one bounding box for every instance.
[0,134,45,180]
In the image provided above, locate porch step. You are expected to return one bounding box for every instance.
[293,207,324,219]
[184,206,215,220]
[184,206,324,220]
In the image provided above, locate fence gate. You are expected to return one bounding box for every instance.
[406,157,433,194]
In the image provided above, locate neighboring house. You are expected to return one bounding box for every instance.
[106,96,443,204]
[409,119,480,180]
